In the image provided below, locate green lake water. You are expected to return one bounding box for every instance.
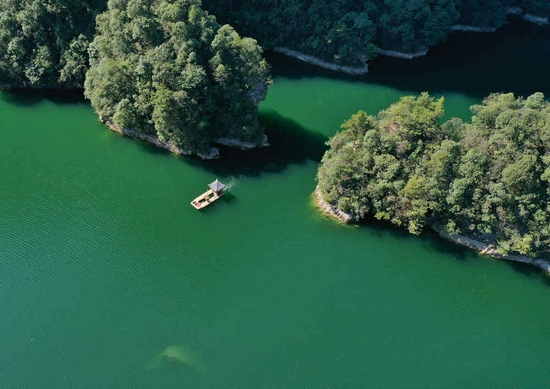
[1,19,550,388]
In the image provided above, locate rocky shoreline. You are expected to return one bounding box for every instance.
[438,231,550,274]
[100,116,269,160]
[273,47,369,75]
[314,187,550,274]
[274,13,548,75]
[377,48,429,59]
[313,187,357,223]
[451,25,497,32]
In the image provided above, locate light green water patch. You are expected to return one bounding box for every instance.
[260,77,478,140]
[146,344,208,374]
[2,20,550,387]
[2,91,550,388]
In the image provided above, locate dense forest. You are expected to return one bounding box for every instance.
[84,0,270,153]
[0,0,107,87]
[1,0,549,88]
[0,0,548,152]
[0,0,269,153]
[204,0,550,64]
[317,93,550,258]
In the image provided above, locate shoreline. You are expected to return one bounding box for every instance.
[313,187,357,223]
[100,116,220,159]
[100,116,269,159]
[274,14,548,74]
[314,187,550,274]
[377,48,428,59]
[273,47,369,75]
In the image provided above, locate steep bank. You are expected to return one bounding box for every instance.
[438,231,550,274]
[100,116,220,160]
[313,187,357,223]
[451,25,497,32]
[315,189,550,274]
[508,7,549,25]
[377,48,428,59]
[273,47,369,75]
[99,117,269,159]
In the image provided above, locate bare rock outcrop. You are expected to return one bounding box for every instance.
[100,116,220,160]
[274,47,369,75]
[451,25,497,32]
[214,134,269,150]
[314,187,358,223]
[438,231,550,274]
[377,48,428,59]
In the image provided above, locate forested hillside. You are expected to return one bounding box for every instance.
[84,0,270,153]
[1,0,548,87]
[0,0,107,87]
[317,93,550,258]
[204,0,550,64]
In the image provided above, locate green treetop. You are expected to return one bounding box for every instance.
[84,0,270,153]
[317,92,550,258]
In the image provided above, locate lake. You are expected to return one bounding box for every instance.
[1,18,550,388]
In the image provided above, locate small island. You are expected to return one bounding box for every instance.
[316,92,550,273]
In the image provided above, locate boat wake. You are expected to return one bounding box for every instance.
[223,175,243,191]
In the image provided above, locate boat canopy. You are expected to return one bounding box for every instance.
[208,179,226,192]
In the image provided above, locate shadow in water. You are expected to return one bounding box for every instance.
[0,88,86,106]
[353,214,471,262]
[355,215,550,281]
[179,109,329,177]
[265,17,550,100]
[219,192,237,205]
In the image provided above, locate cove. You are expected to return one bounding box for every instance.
[1,19,550,388]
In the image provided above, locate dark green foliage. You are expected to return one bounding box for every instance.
[515,0,550,16]
[317,92,550,258]
[204,0,549,65]
[458,0,513,27]
[374,0,460,53]
[0,0,106,87]
[84,0,270,153]
[205,0,462,64]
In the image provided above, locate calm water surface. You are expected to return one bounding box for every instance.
[1,19,550,388]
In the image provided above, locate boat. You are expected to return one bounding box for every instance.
[191,179,226,210]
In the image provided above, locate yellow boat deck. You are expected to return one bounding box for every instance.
[190,189,224,210]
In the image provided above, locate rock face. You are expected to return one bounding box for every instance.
[274,47,369,75]
[507,7,549,25]
[377,48,429,59]
[451,25,497,32]
[214,134,269,150]
[247,80,270,105]
[314,187,358,223]
[438,231,550,274]
[100,116,220,160]
[524,14,550,25]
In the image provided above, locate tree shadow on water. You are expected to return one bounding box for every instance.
[0,88,86,106]
[353,214,477,263]
[358,217,550,282]
[265,17,550,100]
[183,109,329,177]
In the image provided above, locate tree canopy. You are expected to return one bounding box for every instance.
[84,0,270,153]
[204,0,549,65]
[0,0,106,87]
[317,92,550,258]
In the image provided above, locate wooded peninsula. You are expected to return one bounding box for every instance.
[317,93,550,263]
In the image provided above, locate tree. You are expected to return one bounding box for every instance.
[85,0,270,153]
[317,92,550,259]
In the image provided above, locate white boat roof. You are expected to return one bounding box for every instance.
[208,179,226,191]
